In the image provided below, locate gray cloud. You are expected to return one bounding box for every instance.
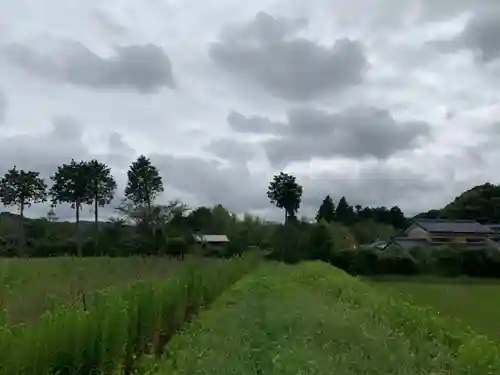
[300,162,444,217]
[227,110,285,133]
[0,90,5,124]
[151,153,270,213]
[209,12,368,101]
[461,7,500,62]
[3,41,175,92]
[229,107,430,167]
[204,138,258,165]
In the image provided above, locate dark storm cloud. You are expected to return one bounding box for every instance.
[3,41,175,92]
[228,107,430,167]
[209,12,368,101]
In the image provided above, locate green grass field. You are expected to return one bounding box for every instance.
[2,257,500,374]
[369,276,500,340]
[149,262,500,375]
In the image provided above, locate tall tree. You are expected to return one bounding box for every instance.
[86,159,117,232]
[389,206,408,230]
[50,159,92,256]
[267,172,303,223]
[315,195,336,223]
[125,155,164,215]
[0,166,47,255]
[336,196,355,225]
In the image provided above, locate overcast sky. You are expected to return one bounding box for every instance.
[1,0,500,221]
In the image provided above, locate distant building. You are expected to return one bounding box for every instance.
[404,219,493,246]
[193,234,230,249]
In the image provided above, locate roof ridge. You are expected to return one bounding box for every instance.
[414,219,479,223]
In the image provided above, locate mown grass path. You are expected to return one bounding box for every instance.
[151,262,500,375]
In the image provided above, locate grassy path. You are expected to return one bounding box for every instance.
[150,262,500,375]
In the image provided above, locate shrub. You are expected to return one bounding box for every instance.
[166,237,188,259]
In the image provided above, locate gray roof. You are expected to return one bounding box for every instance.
[194,234,230,243]
[413,219,493,234]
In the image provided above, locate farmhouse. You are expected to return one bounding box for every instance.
[404,219,494,246]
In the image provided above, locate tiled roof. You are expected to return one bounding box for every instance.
[194,234,230,243]
[413,219,493,234]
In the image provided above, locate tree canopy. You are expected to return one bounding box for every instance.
[86,159,117,230]
[125,155,164,210]
[267,172,303,223]
[0,167,47,217]
[315,195,336,223]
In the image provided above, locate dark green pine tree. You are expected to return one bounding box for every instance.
[336,196,355,225]
[315,195,336,223]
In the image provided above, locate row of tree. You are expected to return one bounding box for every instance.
[266,172,408,230]
[0,155,164,256]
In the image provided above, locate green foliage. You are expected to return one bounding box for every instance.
[315,195,335,223]
[125,155,164,209]
[269,223,309,264]
[50,159,92,209]
[440,183,500,223]
[86,159,117,227]
[0,166,47,217]
[351,220,396,244]
[335,196,356,225]
[0,255,260,375]
[154,262,500,375]
[267,172,303,222]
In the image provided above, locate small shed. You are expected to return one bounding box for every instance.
[193,234,230,249]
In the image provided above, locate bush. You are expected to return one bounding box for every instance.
[166,237,188,259]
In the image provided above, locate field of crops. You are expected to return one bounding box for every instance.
[370,276,500,340]
[2,257,500,375]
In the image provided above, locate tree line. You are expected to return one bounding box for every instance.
[266,172,408,230]
[0,155,163,256]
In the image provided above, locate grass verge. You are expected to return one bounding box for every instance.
[0,254,260,375]
[151,262,500,375]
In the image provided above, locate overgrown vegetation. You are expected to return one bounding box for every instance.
[151,262,500,375]
[0,256,180,325]
[0,254,260,375]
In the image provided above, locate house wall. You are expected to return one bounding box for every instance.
[429,233,488,244]
[405,225,430,239]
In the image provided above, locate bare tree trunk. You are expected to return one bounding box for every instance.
[94,197,99,232]
[76,198,82,257]
[94,197,101,255]
[19,202,26,257]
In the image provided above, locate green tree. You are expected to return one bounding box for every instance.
[50,159,92,256]
[86,159,117,232]
[336,196,355,225]
[315,195,336,223]
[0,166,47,255]
[124,155,164,221]
[267,172,303,223]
